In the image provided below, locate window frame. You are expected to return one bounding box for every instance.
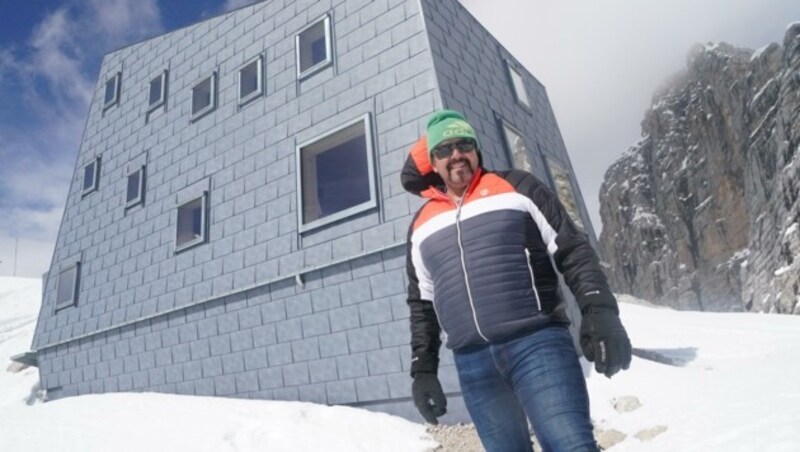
[174,192,208,253]
[82,157,101,196]
[544,157,586,231]
[55,262,80,310]
[500,120,533,173]
[295,14,333,79]
[190,72,217,122]
[295,113,376,233]
[505,61,531,110]
[238,55,264,106]
[148,70,168,112]
[126,165,146,208]
[103,72,121,109]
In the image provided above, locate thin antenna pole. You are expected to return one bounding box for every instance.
[13,236,18,277]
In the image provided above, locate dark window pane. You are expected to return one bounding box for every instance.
[299,20,327,73]
[57,266,76,305]
[84,162,95,191]
[127,170,141,203]
[311,37,326,67]
[177,197,204,247]
[316,136,369,217]
[192,204,202,236]
[104,78,116,104]
[240,61,259,99]
[149,76,163,106]
[192,78,212,115]
[301,121,371,224]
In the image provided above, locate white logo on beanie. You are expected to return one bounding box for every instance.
[442,120,474,137]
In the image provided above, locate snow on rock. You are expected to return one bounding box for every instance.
[773,265,793,276]
[600,24,800,314]
[612,396,642,413]
[595,429,627,450]
[631,208,663,227]
[634,426,668,442]
[693,195,713,212]
[750,43,774,61]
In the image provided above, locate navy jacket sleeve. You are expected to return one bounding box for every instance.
[505,169,619,314]
[406,218,442,376]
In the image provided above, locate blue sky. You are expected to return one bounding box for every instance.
[0,0,256,277]
[1,0,799,278]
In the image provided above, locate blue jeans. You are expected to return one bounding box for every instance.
[453,325,597,452]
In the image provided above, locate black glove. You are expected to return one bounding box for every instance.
[412,372,447,424]
[580,308,632,378]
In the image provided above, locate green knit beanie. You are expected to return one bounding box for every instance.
[426,109,479,161]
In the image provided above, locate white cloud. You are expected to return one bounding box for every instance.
[0,145,67,278]
[27,9,94,107]
[87,0,162,47]
[0,150,71,226]
[0,44,20,86]
[0,131,74,278]
[19,0,163,110]
[0,0,164,278]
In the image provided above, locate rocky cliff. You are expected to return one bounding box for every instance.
[599,23,800,313]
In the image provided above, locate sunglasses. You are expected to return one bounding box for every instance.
[432,139,477,160]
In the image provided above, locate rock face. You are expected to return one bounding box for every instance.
[600,23,800,313]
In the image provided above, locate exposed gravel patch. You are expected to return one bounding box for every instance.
[426,423,543,451]
[426,423,632,450]
[426,423,483,451]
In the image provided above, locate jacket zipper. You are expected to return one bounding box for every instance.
[456,197,489,342]
[524,248,543,312]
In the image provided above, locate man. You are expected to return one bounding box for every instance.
[401,110,631,452]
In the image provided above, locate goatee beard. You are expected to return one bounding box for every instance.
[447,159,473,172]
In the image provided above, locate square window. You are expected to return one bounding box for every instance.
[507,63,530,109]
[502,123,532,172]
[238,56,263,105]
[104,72,121,109]
[126,166,145,207]
[191,73,216,121]
[83,157,100,195]
[148,71,167,111]
[176,194,207,251]
[546,158,586,231]
[297,115,376,232]
[56,263,80,309]
[296,16,332,78]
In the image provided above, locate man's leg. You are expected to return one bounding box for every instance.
[504,326,598,452]
[454,345,533,452]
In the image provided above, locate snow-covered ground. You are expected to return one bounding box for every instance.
[1,277,800,451]
[587,295,800,451]
[0,277,437,452]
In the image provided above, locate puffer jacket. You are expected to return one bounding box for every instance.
[403,137,618,376]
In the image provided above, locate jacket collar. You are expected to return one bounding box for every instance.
[421,167,484,204]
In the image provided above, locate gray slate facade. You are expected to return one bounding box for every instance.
[32,0,597,423]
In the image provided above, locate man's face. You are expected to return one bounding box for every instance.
[431,138,479,196]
